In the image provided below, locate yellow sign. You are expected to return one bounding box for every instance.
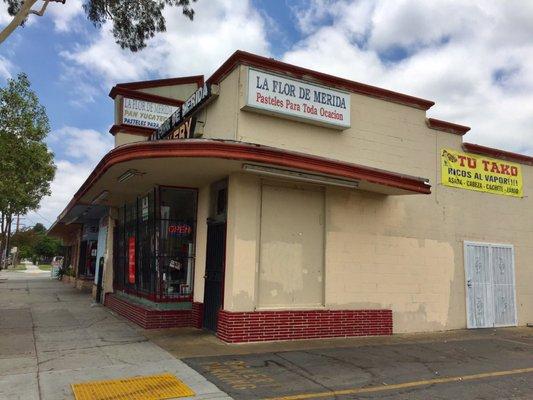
[71,373,194,400]
[441,148,523,197]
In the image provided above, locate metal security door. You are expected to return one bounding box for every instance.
[464,242,516,328]
[465,243,493,328]
[202,221,226,331]
[490,245,517,327]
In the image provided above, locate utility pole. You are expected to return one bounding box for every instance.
[16,215,20,233]
[2,215,12,269]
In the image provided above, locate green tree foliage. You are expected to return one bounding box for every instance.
[10,226,39,259]
[34,234,60,259]
[0,73,55,263]
[2,0,197,52]
[33,222,46,234]
[11,223,61,261]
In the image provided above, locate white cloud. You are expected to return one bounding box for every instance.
[0,55,13,80]
[46,0,83,32]
[0,1,11,25]
[61,0,270,85]
[284,0,533,155]
[25,126,113,228]
[28,0,533,229]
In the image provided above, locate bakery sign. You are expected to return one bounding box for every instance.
[150,83,217,141]
[122,98,178,129]
[244,68,351,129]
[441,148,523,197]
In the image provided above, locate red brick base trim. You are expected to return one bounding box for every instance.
[192,302,204,329]
[217,309,392,343]
[104,294,192,329]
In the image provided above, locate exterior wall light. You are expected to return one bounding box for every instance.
[91,190,110,205]
[117,169,143,183]
[242,164,360,189]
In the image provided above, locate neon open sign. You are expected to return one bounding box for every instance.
[168,224,192,236]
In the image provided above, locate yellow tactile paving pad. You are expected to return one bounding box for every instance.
[71,373,195,400]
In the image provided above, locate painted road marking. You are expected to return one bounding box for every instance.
[201,360,282,390]
[264,367,533,400]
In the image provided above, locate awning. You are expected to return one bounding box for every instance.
[50,139,431,231]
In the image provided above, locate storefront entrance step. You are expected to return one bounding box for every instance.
[114,291,192,310]
[104,294,194,329]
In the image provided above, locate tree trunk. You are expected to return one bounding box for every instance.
[0,0,38,46]
[2,214,12,269]
[0,213,5,270]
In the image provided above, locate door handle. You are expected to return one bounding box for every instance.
[467,279,472,288]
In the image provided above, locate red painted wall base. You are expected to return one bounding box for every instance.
[192,302,204,329]
[104,294,192,329]
[217,309,393,343]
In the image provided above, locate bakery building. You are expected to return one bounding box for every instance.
[48,50,533,342]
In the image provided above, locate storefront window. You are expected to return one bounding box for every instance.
[113,186,197,301]
[158,188,197,299]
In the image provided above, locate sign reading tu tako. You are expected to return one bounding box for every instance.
[244,68,351,129]
[441,148,523,197]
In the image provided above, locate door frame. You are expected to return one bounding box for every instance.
[463,241,517,329]
[202,219,227,331]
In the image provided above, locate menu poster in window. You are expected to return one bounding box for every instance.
[141,196,149,221]
[161,206,170,239]
[128,237,135,284]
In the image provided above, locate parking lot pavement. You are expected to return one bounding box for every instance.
[2,270,531,400]
[183,329,533,400]
[0,271,231,400]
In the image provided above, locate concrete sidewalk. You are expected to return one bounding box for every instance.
[0,271,231,400]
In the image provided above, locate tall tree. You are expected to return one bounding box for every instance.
[0,73,55,268]
[11,223,61,263]
[0,0,197,51]
[10,226,39,260]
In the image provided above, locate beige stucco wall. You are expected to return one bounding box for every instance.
[114,131,149,147]
[216,65,533,333]
[139,84,198,102]
[224,173,261,311]
[102,213,115,295]
[193,184,210,303]
[225,168,533,333]
[202,67,240,141]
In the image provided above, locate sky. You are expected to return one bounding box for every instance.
[1,0,532,228]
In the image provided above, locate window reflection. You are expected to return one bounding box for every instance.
[113,187,197,301]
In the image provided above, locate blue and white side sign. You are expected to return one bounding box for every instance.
[245,68,351,129]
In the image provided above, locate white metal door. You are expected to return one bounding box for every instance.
[465,243,493,328]
[490,245,517,327]
[464,242,516,328]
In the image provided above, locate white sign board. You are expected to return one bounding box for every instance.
[122,98,178,129]
[245,68,351,129]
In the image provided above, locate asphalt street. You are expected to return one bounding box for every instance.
[183,329,533,399]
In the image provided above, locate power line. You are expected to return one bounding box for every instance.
[30,210,53,224]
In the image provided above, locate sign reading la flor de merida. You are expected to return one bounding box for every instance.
[244,68,351,129]
[150,83,213,141]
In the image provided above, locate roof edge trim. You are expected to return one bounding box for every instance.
[463,142,533,165]
[109,75,204,94]
[207,50,435,111]
[109,87,184,107]
[427,118,471,135]
[109,124,155,136]
[57,140,432,222]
